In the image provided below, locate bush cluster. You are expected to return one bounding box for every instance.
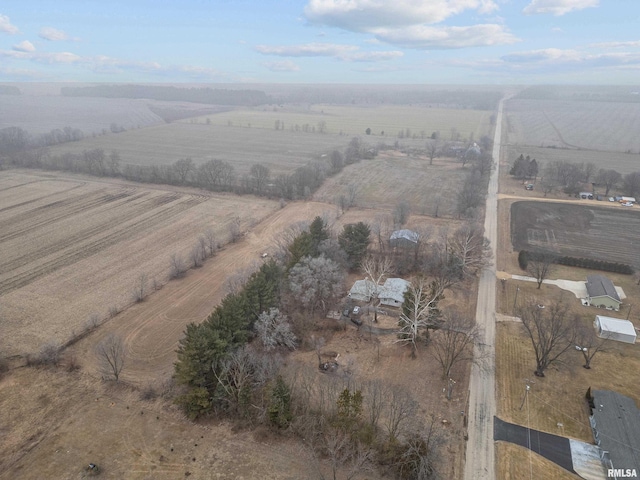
[518,250,633,275]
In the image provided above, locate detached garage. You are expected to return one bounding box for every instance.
[594,316,637,344]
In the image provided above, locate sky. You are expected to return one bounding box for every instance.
[1,0,639,84]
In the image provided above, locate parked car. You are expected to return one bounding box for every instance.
[525,184,534,190]
[352,306,361,315]
[350,317,363,326]
[609,197,615,202]
[622,202,633,207]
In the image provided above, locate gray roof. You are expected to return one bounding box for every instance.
[349,279,377,297]
[379,278,410,303]
[390,229,419,243]
[589,390,640,470]
[586,275,621,302]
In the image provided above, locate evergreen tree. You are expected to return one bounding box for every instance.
[268,376,293,428]
[338,222,371,270]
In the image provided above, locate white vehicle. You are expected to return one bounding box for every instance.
[261,252,269,258]
[352,306,361,315]
[622,202,633,207]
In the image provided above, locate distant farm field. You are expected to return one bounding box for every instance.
[199,104,494,141]
[503,144,640,176]
[505,98,640,153]
[313,151,469,216]
[47,123,350,175]
[0,171,279,356]
[510,201,640,267]
[0,94,232,136]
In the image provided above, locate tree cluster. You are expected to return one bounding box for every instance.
[509,154,538,180]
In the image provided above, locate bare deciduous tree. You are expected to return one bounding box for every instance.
[169,253,186,279]
[574,320,610,369]
[363,379,387,428]
[430,311,480,381]
[190,244,203,268]
[393,200,411,226]
[526,251,557,289]
[361,254,394,322]
[96,334,125,381]
[426,140,439,165]
[255,308,297,351]
[289,255,345,316]
[204,228,217,257]
[384,386,417,441]
[518,300,575,377]
[132,273,147,302]
[396,277,445,357]
[229,216,242,243]
[448,222,492,278]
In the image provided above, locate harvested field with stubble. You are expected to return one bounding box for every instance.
[510,201,640,268]
[313,152,470,216]
[0,170,279,356]
[48,122,350,175]
[505,98,640,153]
[199,104,494,140]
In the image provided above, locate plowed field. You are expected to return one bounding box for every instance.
[0,171,279,356]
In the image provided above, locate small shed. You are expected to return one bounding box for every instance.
[586,275,621,311]
[594,316,637,344]
[349,279,377,302]
[390,229,419,249]
[379,278,410,307]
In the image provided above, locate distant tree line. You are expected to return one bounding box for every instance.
[61,85,271,106]
[515,85,640,103]
[0,85,21,95]
[518,250,634,275]
[1,125,376,201]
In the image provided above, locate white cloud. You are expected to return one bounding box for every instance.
[347,50,404,61]
[1,49,81,64]
[0,14,19,34]
[589,40,640,49]
[263,60,300,72]
[255,42,403,62]
[255,42,358,57]
[372,24,519,49]
[499,48,640,70]
[12,40,35,52]
[523,0,598,16]
[39,26,74,41]
[304,0,498,30]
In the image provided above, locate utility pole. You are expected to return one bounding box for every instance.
[513,286,520,315]
[627,304,632,320]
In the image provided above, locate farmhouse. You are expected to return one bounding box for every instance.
[378,278,411,307]
[586,275,622,311]
[390,229,419,249]
[348,279,377,302]
[594,316,637,344]
[587,389,640,472]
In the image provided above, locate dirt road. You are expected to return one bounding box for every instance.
[464,98,503,480]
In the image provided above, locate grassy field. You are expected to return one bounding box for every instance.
[510,201,640,268]
[48,122,351,175]
[505,98,640,153]
[197,104,494,141]
[0,170,279,356]
[314,151,470,216]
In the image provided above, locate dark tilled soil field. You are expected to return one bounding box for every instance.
[510,201,640,267]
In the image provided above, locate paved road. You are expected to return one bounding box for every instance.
[494,416,576,474]
[463,97,504,480]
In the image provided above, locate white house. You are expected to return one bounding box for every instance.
[594,315,637,344]
[379,278,411,307]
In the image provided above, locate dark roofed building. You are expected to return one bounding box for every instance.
[390,229,419,249]
[587,389,640,472]
[586,275,622,311]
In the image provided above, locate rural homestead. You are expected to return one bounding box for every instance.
[1,2,640,480]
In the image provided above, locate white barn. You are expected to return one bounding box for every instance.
[594,316,637,344]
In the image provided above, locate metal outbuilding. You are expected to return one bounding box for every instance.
[594,315,637,344]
